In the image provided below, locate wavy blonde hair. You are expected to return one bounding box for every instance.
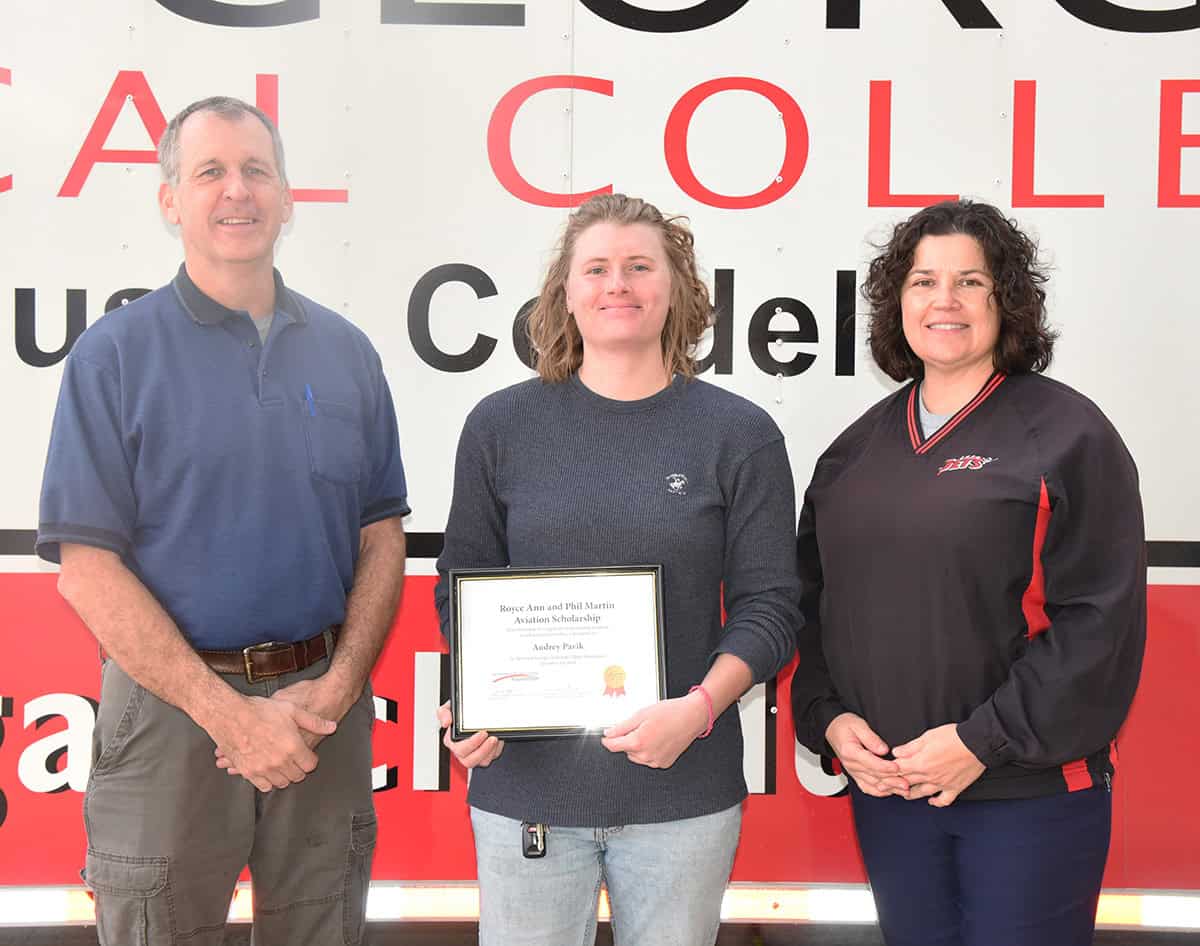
[526,194,714,383]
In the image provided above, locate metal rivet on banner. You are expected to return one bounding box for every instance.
[994,178,1002,185]
[121,243,128,250]
[784,38,790,46]
[776,245,783,253]
[344,171,351,179]
[775,306,784,314]
[562,33,569,40]
[1000,112,1007,119]
[775,372,784,405]
[120,298,130,306]
[775,176,783,183]
[770,705,778,715]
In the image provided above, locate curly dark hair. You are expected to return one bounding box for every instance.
[863,199,1056,382]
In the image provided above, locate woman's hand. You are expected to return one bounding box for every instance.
[825,712,909,797]
[600,692,710,769]
[892,723,985,806]
[437,701,505,769]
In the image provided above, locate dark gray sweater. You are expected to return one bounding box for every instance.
[435,374,801,826]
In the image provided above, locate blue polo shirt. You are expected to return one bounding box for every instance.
[37,265,410,649]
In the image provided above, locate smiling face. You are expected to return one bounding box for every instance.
[900,233,1000,383]
[563,221,673,362]
[158,110,292,282]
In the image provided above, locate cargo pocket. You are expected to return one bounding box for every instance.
[304,399,366,486]
[85,848,172,946]
[342,810,377,945]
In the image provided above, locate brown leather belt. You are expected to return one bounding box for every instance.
[197,626,340,683]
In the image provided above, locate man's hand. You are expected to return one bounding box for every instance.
[209,695,336,792]
[438,701,504,769]
[825,712,909,798]
[893,723,985,807]
[600,692,710,769]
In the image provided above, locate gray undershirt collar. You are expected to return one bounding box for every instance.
[251,310,276,345]
[919,383,954,438]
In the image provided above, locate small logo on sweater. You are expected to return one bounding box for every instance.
[937,454,996,476]
[665,473,688,495]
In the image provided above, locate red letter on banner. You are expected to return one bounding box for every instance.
[1159,79,1200,208]
[0,67,11,193]
[488,75,613,208]
[664,77,808,210]
[255,74,348,203]
[1012,80,1104,208]
[59,71,166,198]
[867,81,957,208]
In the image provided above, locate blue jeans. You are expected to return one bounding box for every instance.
[470,804,742,946]
[850,784,1112,946]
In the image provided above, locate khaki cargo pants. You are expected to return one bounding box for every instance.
[83,655,377,946]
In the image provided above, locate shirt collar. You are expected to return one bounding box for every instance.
[171,263,308,327]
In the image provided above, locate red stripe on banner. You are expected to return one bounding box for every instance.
[0,67,10,84]
[1110,740,1120,774]
[0,176,11,193]
[291,188,350,203]
[1021,478,1052,638]
[1062,759,1093,792]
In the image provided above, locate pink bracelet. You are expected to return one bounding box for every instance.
[689,685,714,739]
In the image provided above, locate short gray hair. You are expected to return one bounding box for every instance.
[158,96,288,188]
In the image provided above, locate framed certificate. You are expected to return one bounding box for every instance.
[449,565,667,740]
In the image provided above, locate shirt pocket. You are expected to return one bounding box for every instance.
[304,399,366,486]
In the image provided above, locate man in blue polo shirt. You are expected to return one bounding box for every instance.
[36,96,408,945]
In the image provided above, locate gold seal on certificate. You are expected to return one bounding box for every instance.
[449,566,666,740]
[603,665,627,696]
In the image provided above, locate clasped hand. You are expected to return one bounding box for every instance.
[213,678,346,792]
[825,714,984,806]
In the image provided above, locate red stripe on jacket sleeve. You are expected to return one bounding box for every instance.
[1021,477,1052,639]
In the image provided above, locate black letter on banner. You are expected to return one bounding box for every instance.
[512,298,537,371]
[827,0,1001,28]
[696,268,733,375]
[748,297,817,376]
[15,289,86,368]
[408,264,499,373]
[154,0,318,27]
[579,0,750,33]
[1054,1,1199,33]
[835,270,856,376]
[381,0,524,26]
[104,289,152,314]
[0,696,11,828]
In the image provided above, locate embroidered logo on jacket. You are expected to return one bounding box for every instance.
[937,455,996,476]
[665,473,688,495]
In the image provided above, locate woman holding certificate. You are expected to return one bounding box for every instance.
[791,199,1146,946]
[435,193,801,946]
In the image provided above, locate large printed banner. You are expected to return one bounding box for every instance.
[1,577,1198,887]
[1,1,1198,891]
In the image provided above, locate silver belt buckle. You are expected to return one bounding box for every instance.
[242,640,282,683]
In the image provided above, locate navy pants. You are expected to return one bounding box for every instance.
[849,784,1111,946]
